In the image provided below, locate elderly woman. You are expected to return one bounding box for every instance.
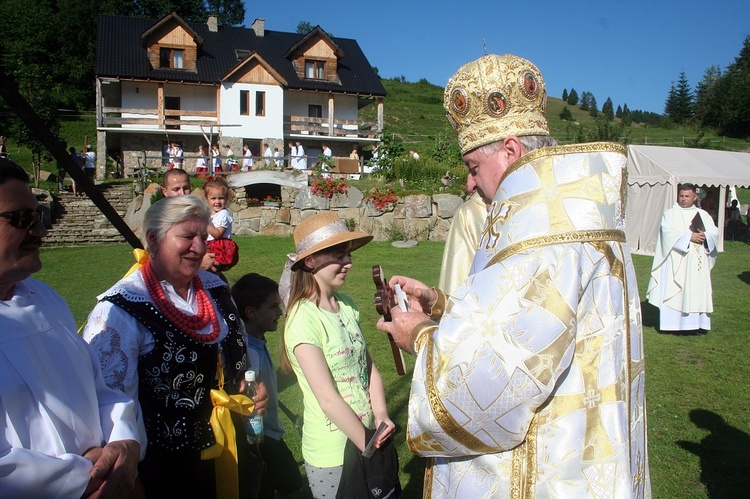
[84,195,263,498]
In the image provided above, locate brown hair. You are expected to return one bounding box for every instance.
[279,267,320,372]
[203,177,230,198]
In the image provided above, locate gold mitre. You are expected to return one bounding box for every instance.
[444,54,549,154]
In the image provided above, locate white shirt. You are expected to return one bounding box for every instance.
[84,151,96,169]
[242,149,253,170]
[208,209,233,240]
[83,270,230,445]
[1,278,140,497]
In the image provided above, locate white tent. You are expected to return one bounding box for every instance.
[625,145,750,255]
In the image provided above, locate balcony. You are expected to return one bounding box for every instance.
[100,107,218,130]
[285,115,379,139]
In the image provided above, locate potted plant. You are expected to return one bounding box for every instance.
[263,194,281,207]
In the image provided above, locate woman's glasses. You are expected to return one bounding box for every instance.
[0,207,44,230]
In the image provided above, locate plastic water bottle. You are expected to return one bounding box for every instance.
[243,370,264,445]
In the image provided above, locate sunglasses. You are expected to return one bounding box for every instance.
[0,207,44,229]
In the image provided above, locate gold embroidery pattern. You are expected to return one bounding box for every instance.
[484,230,626,270]
[589,240,625,282]
[501,142,627,185]
[444,54,549,154]
[424,458,434,499]
[505,158,606,234]
[424,334,497,453]
[510,416,538,499]
[482,202,512,250]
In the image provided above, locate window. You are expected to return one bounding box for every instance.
[255,91,265,116]
[159,48,184,69]
[305,59,325,79]
[235,49,251,61]
[240,90,250,116]
[308,105,322,118]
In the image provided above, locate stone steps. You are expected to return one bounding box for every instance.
[45,184,133,245]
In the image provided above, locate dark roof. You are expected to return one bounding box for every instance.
[96,15,386,96]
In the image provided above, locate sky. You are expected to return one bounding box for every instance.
[244,0,750,115]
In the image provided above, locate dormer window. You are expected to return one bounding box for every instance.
[160,48,184,69]
[305,59,325,80]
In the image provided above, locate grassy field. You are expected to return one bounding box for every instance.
[35,236,750,498]
[360,77,750,155]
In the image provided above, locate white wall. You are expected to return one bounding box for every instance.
[284,92,359,120]
[220,82,284,141]
[120,81,217,131]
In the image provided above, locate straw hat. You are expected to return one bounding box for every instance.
[444,54,549,154]
[291,212,373,269]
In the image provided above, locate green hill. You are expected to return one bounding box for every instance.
[362,77,750,155]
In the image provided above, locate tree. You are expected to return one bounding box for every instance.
[567,88,579,106]
[296,21,314,34]
[559,106,573,121]
[602,97,614,121]
[616,104,623,119]
[621,104,632,126]
[588,95,598,118]
[579,91,590,111]
[111,1,245,25]
[695,36,750,138]
[694,65,723,127]
[664,71,694,124]
[0,0,62,182]
[562,88,569,101]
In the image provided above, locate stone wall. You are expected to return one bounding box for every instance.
[230,185,467,242]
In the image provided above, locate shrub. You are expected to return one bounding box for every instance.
[365,186,399,210]
[310,178,348,199]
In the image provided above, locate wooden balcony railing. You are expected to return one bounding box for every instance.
[100,107,218,128]
[285,115,379,139]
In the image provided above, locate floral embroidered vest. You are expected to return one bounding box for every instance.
[106,285,246,452]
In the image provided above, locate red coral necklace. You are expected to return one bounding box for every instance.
[142,260,220,342]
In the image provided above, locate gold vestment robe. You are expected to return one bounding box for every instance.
[409,143,650,498]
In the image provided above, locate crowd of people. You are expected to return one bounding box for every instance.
[10,51,723,498]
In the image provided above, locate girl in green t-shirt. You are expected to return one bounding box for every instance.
[279,212,395,497]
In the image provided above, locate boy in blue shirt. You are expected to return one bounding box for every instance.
[232,274,303,499]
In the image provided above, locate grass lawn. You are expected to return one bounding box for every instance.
[36,237,750,498]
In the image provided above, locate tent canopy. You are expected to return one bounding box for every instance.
[625,145,750,255]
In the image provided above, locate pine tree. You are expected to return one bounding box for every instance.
[622,104,632,126]
[665,72,694,124]
[559,106,573,121]
[562,88,569,101]
[567,88,579,106]
[602,97,614,121]
[616,105,623,119]
[664,83,678,119]
[588,95,598,118]
[695,65,723,127]
[674,71,695,123]
[579,91,590,111]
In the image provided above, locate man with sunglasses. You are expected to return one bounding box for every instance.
[0,159,142,497]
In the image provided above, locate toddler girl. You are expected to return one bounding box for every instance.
[204,178,238,271]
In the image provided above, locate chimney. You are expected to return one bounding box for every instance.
[252,18,265,37]
[207,14,218,32]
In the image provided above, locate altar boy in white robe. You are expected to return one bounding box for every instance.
[647,183,719,331]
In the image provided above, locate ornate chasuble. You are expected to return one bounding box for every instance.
[105,285,247,452]
[409,143,650,498]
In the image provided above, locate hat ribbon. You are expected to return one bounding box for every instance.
[278,220,349,308]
